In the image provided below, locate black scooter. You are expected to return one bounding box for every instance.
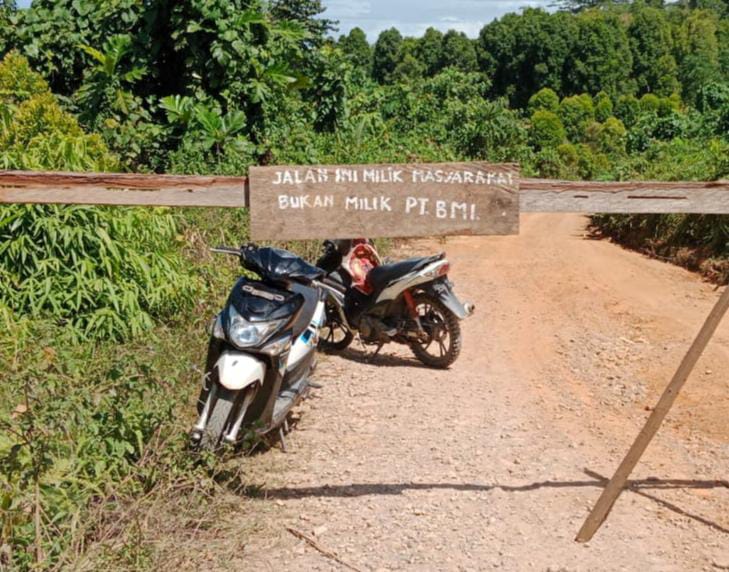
[190,244,327,451]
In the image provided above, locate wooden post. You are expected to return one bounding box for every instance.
[576,286,729,542]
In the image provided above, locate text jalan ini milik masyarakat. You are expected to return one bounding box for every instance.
[271,167,514,221]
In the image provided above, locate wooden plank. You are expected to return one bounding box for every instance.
[0,170,248,207]
[521,178,729,214]
[1,170,728,215]
[248,162,520,240]
[575,285,729,543]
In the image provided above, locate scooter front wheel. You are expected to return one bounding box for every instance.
[199,386,236,451]
[199,385,258,452]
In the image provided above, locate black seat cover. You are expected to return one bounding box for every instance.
[243,246,324,284]
[368,254,443,291]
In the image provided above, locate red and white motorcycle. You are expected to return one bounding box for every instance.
[315,239,474,368]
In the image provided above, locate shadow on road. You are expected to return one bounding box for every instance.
[333,347,430,369]
[234,469,729,535]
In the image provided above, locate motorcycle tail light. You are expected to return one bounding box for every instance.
[437,262,450,276]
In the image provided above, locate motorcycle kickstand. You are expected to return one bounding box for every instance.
[277,418,292,453]
[279,426,288,453]
[366,343,384,363]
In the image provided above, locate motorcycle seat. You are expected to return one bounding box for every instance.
[367,253,444,291]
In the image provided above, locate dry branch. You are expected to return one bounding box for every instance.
[286,527,364,572]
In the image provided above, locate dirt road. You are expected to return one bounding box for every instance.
[177,214,729,571]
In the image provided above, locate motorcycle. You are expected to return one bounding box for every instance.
[315,239,474,368]
[190,244,328,451]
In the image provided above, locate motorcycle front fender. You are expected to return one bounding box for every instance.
[216,351,266,391]
[424,279,475,320]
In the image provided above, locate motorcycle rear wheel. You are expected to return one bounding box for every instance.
[409,293,462,369]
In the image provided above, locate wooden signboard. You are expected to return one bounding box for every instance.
[248,162,520,240]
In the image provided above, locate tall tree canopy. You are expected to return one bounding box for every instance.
[372,28,403,84]
[338,27,371,72]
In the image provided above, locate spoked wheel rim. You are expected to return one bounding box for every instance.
[322,319,349,345]
[409,294,462,369]
[414,300,453,359]
[319,302,354,352]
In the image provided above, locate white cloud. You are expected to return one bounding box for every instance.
[323,0,553,39]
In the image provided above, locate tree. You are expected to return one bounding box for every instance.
[530,109,566,148]
[564,10,634,97]
[593,90,613,121]
[596,116,627,154]
[615,94,640,126]
[718,19,729,78]
[439,30,478,72]
[416,27,443,76]
[559,93,595,139]
[0,52,196,340]
[0,1,15,56]
[477,9,578,107]
[10,0,310,166]
[675,9,721,104]
[528,87,560,114]
[338,27,371,72]
[269,0,336,47]
[628,6,679,96]
[372,28,403,84]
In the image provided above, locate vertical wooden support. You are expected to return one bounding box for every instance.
[576,286,729,542]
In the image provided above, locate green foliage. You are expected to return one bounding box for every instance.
[596,116,627,154]
[593,91,613,122]
[615,94,640,126]
[565,11,634,97]
[530,110,566,148]
[440,30,478,72]
[0,53,197,340]
[640,92,661,113]
[559,93,595,139]
[628,6,679,96]
[269,0,334,47]
[528,87,560,114]
[676,10,721,104]
[478,9,578,107]
[2,1,729,568]
[338,27,372,72]
[416,27,444,77]
[372,28,403,84]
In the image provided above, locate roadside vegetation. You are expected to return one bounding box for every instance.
[0,0,727,569]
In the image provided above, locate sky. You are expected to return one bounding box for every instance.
[15,0,552,39]
[323,0,552,39]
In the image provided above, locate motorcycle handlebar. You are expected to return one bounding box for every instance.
[210,246,243,256]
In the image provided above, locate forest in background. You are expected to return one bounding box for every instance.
[0,0,727,569]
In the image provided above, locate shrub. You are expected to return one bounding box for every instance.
[558,93,595,140]
[598,117,627,154]
[615,94,640,127]
[639,93,660,113]
[0,52,198,340]
[594,91,613,122]
[530,109,566,149]
[527,87,560,115]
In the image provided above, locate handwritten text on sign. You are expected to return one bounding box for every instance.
[249,162,519,240]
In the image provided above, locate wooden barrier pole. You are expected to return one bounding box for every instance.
[576,286,729,542]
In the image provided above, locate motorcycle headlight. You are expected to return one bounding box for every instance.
[227,306,285,348]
